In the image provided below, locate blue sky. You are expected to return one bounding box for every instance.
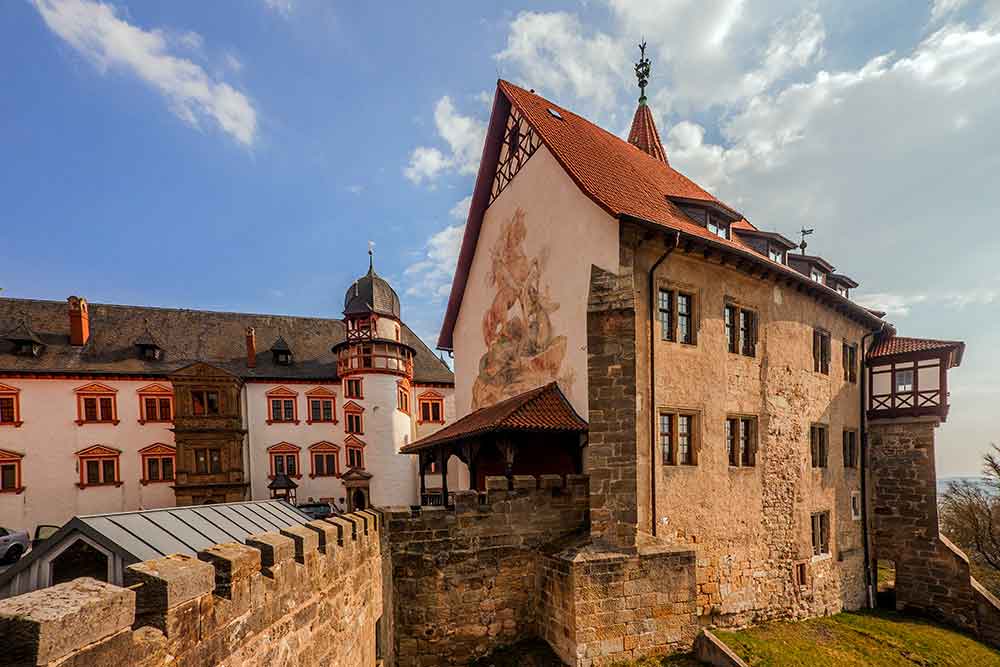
[2,0,998,475]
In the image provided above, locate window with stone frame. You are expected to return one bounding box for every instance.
[397,385,410,414]
[309,398,335,423]
[309,442,340,478]
[194,447,223,474]
[843,342,858,383]
[140,445,176,484]
[76,446,121,487]
[418,392,445,424]
[658,288,697,345]
[725,304,757,357]
[842,429,858,468]
[344,377,363,399]
[344,403,364,435]
[268,443,301,478]
[811,511,831,555]
[0,450,23,493]
[191,389,221,416]
[75,383,119,425]
[137,385,173,424]
[0,384,22,426]
[726,416,757,467]
[266,387,298,424]
[346,443,365,470]
[812,329,831,374]
[810,424,829,468]
[660,411,698,466]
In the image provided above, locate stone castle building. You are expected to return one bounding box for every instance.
[0,256,455,538]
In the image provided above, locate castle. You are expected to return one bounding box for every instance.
[0,256,455,546]
[1,59,997,667]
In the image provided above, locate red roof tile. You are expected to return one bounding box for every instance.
[869,336,965,366]
[436,81,885,350]
[400,382,586,453]
[627,103,668,164]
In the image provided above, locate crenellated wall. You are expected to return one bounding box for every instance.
[0,510,388,667]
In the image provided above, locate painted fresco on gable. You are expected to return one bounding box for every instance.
[472,208,574,409]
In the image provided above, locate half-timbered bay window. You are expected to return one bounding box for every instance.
[658,289,696,345]
[660,411,697,466]
[76,445,121,488]
[74,383,119,425]
[305,387,337,424]
[344,402,364,435]
[810,424,829,468]
[194,448,223,474]
[137,384,173,424]
[345,436,365,470]
[191,390,221,416]
[309,442,340,478]
[139,443,175,484]
[813,329,831,374]
[266,387,299,424]
[418,391,445,424]
[843,430,858,468]
[268,442,301,478]
[726,416,757,467]
[0,383,22,427]
[811,511,831,556]
[842,342,858,383]
[0,449,24,493]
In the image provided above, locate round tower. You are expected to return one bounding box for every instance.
[332,251,418,507]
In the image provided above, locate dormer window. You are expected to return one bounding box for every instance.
[768,246,785,264]
[270,336,293,366]
[14,341,42,357]
[810,269,825,285]
[836,285,849,298]
[133,324,163,361]
[5,322,44,357]
[707,214,729,240]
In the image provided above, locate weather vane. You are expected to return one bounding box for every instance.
[799,228,814,254]
[634,40,651,105]
[368,240,375,271]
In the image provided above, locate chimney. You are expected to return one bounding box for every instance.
[246,327,257,368]
[68,296,90,346]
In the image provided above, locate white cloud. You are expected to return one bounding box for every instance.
[404,224,465,299]
[34,0,257,146]
[263,0,293,17]
[449,195,472,221]
[176,31,203,51]
[347,184,363,195]
[404,96,485,184]
[930,0,970,23]
[224,52,243,73]
[854,293,929,317]
[855,288,999,317]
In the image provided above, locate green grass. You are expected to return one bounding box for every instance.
[713,609,1000,666]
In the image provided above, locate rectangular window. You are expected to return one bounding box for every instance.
[658,289,674,342]
[727,417,756,467]
[345,378,363,399]
[98,397,114,421]
[795,562,808,587]
[661,411,697,466]
[84,397,98,422]
[677,293,694,344]
[726,418,738,466]
[418,398,444,423]
[397,388,409,413]
[162,457,174,481]
[813,329,831,374]
[82,457,118,485]
[0,463,16,491]
[159,398,172,421]
[192,390,220,416]
[346,412,363,435]
[147,457,160,482]
[707,214,729,239]
[843,430,858,468]
[740,310,756,357]
[843,342,858,383]
[851,492,862,520]
[895,369,914,394]
[768,246,784,264]
[660,413,674,464]
[314,453,325,476]
[810,269,825,284]
[724,305,738,353]
[86,459,100,485]
[145,397,159,421]
[283,399,294,421]
[811,511,830,555]
[347,447,364,469]
[195,448,222,474]
[286,454,297,477]
[0,397,15,424]
[810,424,829,468]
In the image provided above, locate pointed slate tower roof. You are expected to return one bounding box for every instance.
[344,249,401,319]
[627,41,668,164]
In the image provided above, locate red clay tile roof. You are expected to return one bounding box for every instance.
[400,382,586,453]
[627,103,668,164]
[870,336,965,366]
[436,81,885,350]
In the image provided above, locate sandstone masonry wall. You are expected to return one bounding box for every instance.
[0,510,386,667]
[870,418,1000,645]
[386,474,590,666]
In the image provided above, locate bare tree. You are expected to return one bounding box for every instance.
[940,444,1000,573]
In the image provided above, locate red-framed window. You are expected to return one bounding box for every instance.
[417,391,445,424]
[0,449,24,494]
[137,384,173,424]
[343,401,364,435]
[344,377,363,399]
[74,383,119,426]
[305,387,337,424]
[0,383,23,427]
[266,387,299,424]
[139,443,176,484]
[345,436,365,470]
[268,442,301,478]
[397,381,410,414]
[76,445,122,488]
[309,441,340,478]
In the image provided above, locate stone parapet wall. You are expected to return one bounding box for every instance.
[870,419,1000,646]
[0,510,386,667]
[386,474,590,666]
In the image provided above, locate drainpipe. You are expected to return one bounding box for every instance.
[860,322,886,608]
[243,384,254,500]
[649,231,681,537]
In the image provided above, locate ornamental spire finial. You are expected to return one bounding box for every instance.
[367,240,375,274]
[634,40,651,105]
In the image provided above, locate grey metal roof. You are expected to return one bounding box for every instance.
[0,500,311,591]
